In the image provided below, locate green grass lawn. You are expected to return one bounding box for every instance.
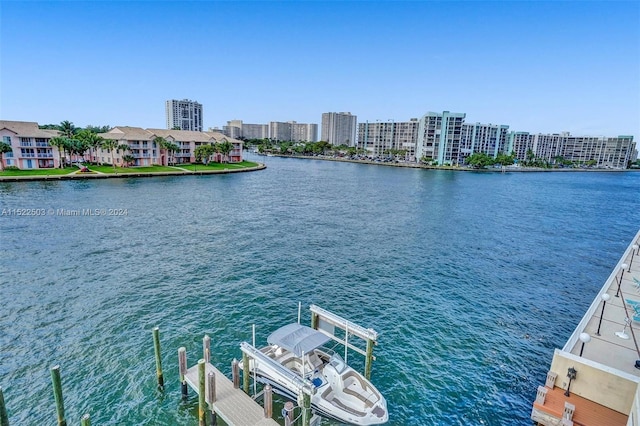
[88,165,184,174]
[0,167,78,176]
[179,161,258,171]
[0,162,260,177]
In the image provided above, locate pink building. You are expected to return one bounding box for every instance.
[0,120,61,169]
[96,127,243,166]
[0,121,243,169]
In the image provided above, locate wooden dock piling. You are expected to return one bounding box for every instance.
[152,327,164,388]
[203,335,211,364]
[80,414,90,426]
[242,353,250,394]
[198,359,207,426]
[263,384,272,418]
[301,392,311,426]
[283,401,294,426]
[207,371,216,425]
[179,347,188,399]
[50,365,67,426]
[0,386,9,426]
[365,338,374,380]
[231,359,239,389]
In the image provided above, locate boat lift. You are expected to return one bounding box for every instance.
[309,304,379,380]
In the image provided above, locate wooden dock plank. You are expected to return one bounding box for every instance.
[184,362,279,426]
[534,386,628,426]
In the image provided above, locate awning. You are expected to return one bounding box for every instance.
[267,323,330,357]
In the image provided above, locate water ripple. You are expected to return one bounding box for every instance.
[0,159,639,425]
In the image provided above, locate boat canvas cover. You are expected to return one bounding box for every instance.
[268,323,330,357]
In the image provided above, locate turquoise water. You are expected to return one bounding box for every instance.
[1,156,639,425]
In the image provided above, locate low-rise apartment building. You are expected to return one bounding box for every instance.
[0,120,60,169]
[96,127,243,166]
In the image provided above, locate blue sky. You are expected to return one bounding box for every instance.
[1,1,638,139]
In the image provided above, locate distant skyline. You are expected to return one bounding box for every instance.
[1,1,638,139]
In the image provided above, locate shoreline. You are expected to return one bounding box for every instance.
[267,154,636,172]
[0,163,266,182]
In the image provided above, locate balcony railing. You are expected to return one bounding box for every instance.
[36,142,50,147]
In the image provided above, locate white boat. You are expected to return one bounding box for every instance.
[240,323,388,425]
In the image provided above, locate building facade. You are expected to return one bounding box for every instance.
[357,119,420,160]
[96,127,242,166]
[416,111,466,165]
[291,122,318,142]
[321,112,357,146]
[460,123,510,160]
[0,120,60,169]
[242,123,269,140]
[507,132,636,168]
[165,99,203,132]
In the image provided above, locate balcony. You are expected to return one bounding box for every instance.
[21,153,36,158]
[38,152,53,158]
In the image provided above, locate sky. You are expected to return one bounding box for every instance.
[1,1,639,139]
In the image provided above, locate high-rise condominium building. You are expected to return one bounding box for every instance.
[416,111,466,165]
[357,119,420,159]
[166,99,203,132]
[507,132,635,168]
[223,120,316,142]
[460,123,510,159]
[321,112,357,146]
[291,122,318,142]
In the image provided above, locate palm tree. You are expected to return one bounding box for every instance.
[154,136,169,166]
[68,138,89,163]
[49,136,68,168]
[75,129,103,164]
[0,141,12,171]
[218,139,234,163]
[101,139,129,171]
[59,120,76,139]
[122,154,135,167]
[166,142,179,165]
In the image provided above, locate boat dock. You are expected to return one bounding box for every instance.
[531,229,640,426]
[184,361,279,426]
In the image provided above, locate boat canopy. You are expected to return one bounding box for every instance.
[268,323,331,357]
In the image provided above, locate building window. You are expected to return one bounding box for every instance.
[2,136,11,144]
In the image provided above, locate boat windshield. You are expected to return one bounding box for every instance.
[328,352,346,374]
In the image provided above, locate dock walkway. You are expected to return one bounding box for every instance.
[184,362,279,426]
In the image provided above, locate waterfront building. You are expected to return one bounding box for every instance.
[357,119,420,160]
[242,123,269,140]
[223,120,243,139]
[269,121,291,142]
[0,120,60,169]
[321,112,357,146]
[507,131,636,168]
[96,126,242,166]
[268,121,312,142]
[507,131,536,161]
[531,230,640,426]
[460,122,510,160]
[416,111,466,165]
[165,99,203,132]
[291,122,318,142]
